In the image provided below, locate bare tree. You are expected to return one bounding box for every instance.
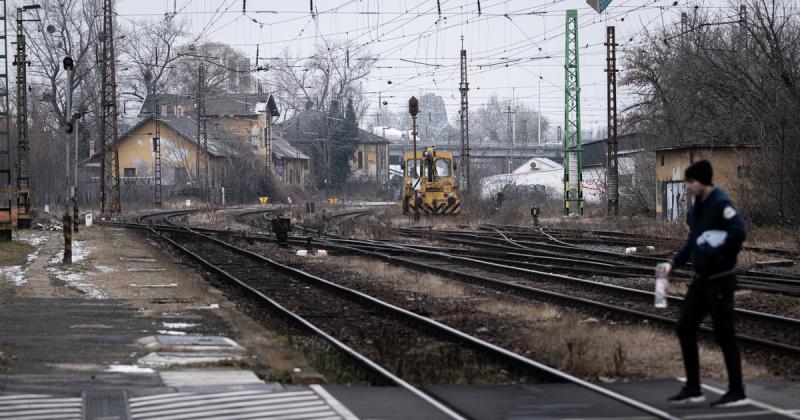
[622,0,800,223]
[118,15,189,101]
[171,43,252,95]
[21,0,101,130]
[268,41,376,119]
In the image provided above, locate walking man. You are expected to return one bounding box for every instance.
[661,160,749,407]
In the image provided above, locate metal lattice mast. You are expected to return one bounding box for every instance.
[14,6,31,227]
[153,100,162,208]
[196,62,208,198]
[0,0,12,240]
[563,9,583,216]
[458,36,470,194]
[100,0,120,213]
[605,25,619,216]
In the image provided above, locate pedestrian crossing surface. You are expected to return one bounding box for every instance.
[0,386,359,420]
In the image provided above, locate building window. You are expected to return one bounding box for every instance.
[124,168,136,177]
[357,150,364,169]
[160,104,168,116]
[737,165,751,179]
[660,155,665,166]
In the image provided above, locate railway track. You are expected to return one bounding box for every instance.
[234,207,282,229]
[141,210,800,356]
[398,226,800,295]
[122,215,679,420]
[308,237,800,357]
[483,223,800,258]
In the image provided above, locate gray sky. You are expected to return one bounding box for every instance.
[116,0,734,139]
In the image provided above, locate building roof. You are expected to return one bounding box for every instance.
[277,109,389,145]
[582,132,650,167]
[139,93,273,118]
[652,144,759,152]
[272,134,310,160]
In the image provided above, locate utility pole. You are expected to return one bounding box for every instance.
[13,5,39,228]
[153,99,162,208]
[564,9,584,216]
[458,35,470,195]
[73,111,81,229]
[504,105,515,173]
[537,76,542,145]
[62,56,74,264]
[0,0,12,241]
[100,0,120,214]
[196,62,208,200]
[605,25,619,216]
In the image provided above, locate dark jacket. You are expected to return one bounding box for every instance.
[670,187,746,278]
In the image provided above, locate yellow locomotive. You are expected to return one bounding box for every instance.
[401,147,461,215]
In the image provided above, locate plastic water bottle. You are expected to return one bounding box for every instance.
[655,263,669,308]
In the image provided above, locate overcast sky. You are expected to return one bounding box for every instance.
[115,0,736,139]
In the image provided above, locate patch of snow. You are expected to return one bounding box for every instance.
[0,265,25,285]
[106,364,155,374]
[161,322,196,329]
[26,250,39,264]
[95,265,116,273]
[49,240,92,264]
[47,267,107,299]
[20,234,49,247]
[156,330,187,336]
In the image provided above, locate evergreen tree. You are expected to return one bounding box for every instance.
[328,97,360,185]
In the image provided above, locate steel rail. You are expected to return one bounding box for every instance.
[401,227,800,292]
[484,223,800,257]
[140,223,679,420]
[144,224,468,420]
[313,238,800,354]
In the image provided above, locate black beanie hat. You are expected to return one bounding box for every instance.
[685,160,713,185]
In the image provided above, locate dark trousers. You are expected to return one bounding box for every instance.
[676,275,744,393]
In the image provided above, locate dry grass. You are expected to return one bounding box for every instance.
[0,241,34,266]
[343,258,469,298]
[325,256,772,381]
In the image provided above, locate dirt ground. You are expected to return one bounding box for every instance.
[0,224,314,383]
[251,246,777,384]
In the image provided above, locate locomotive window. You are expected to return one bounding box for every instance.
[406,159,422,177]
[436,158,451,176]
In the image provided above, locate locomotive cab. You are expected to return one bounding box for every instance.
[401,147,461,215]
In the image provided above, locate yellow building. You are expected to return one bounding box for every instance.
[351,131,390,184]
[79,93,309,201]
[655,145,756,221]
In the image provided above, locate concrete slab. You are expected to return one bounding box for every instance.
[321,385,454,420]
[0,373,170,398]
[127,387,358,420]
[137,335,244,352]
[82,389,131,420]
[0,298,153,374]
[606,379,799,420]
[161,369,285,393]
[138,352,245,368]
[428,384,646,420]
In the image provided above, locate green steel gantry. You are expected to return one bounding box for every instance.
[563,9,584,216]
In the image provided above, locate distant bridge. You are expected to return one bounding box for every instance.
[389,143,564,170]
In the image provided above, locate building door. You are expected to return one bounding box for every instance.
[663,181,686,222]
